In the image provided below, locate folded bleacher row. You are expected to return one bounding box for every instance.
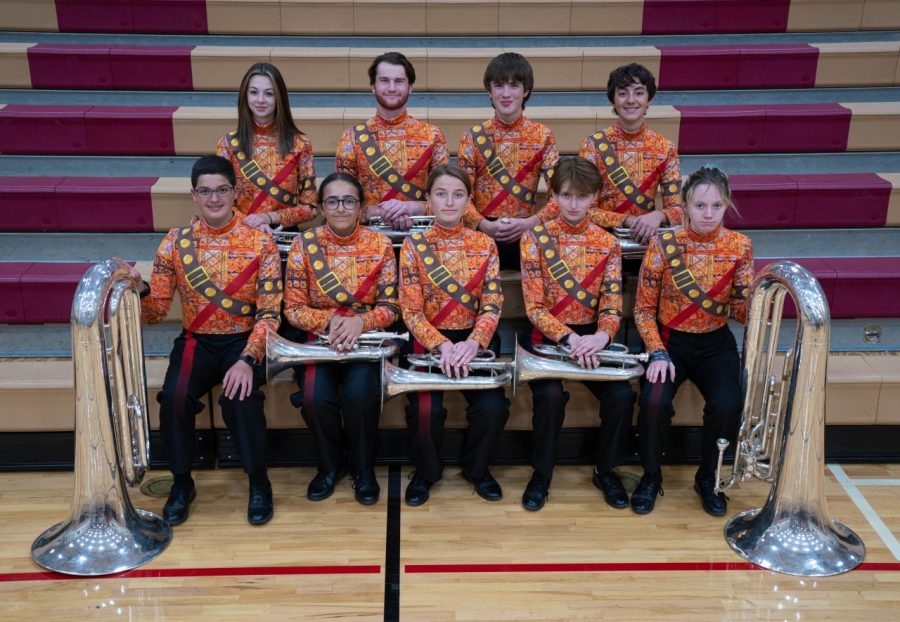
[1,0,899,469]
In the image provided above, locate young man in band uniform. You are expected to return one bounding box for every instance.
[133,155,282,526]
[335,51,451,231]
[520,157,636,511]
[458,52,560,269]
[542,63,682,245]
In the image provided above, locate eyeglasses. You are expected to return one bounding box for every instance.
[194,186,234,199]
[322,196,360,211]
[193,186,234,199]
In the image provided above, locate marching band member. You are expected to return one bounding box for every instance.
[459,52,560,269]
[216,63,317,233]
[133,155,282,526]
[633,166,753,516]
[336,52,451,231]
[399,164,509,506]
[283,173,399,506]
[520,157,636,512]
[544,63,682,245]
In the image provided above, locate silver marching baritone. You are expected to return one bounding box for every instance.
[273,216,435,258]
[611,226,677,260]
[32,259,172,576]
[381,336,648,407]
[713,260,864,576]
[266,328,408,381]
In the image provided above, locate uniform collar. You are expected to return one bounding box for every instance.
[492,114,526,132]
[323,222,362,245]
[432,221,466,238]
[686,224,722,243]
[374,110,409,128]
[557,215,590,235]
[614,121,647,140]
[198,210,239,235]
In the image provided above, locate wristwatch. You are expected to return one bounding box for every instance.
[239,354,258,367]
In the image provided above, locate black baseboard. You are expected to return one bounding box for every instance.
[3,425,899,471]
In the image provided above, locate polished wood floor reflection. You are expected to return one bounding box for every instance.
[2,464,899,620]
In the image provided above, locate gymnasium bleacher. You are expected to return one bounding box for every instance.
[1,0,899,469]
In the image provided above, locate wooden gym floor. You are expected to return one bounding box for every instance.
[1,463,899,620]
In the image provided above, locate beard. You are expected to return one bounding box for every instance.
[374,90,409,112]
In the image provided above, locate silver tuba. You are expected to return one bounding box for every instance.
[713,260,864,576]
[266,328,406,381]
[32,259,172,576]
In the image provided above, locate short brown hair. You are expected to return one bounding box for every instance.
[606,63,657,104]
[368,52,416,86]
[483,52,534,105]
[426,163,472,195]
[548,156,602,196]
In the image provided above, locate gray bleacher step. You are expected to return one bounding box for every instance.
[3,87,899,107]
[2,30,898,48]
[3,317,898,359]
[4,152,900,178]
[2,229,899,263]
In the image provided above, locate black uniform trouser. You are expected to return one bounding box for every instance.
[637,324,741,476]
[403,329,510,484]
[290,359,381,474]
[158,330,268,476]
[525,324,636,481]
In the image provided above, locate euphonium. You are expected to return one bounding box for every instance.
[611,226,678,260]
[381,355,513,408]
[32,259,172,576]
[266,328,406,381]
[713,260,864,576]
[513,339,647,387]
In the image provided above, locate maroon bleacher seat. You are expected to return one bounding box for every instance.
[642,0,790,35]
[83,106,176,155]
[0,177,64,231]
[54,0,135,33]
[677,105,766,153]
[657,45,740,90]
[737,44,817,89]
[131,0,207,34]
[55,177,156,232]
[0,105,89,154]
[826,257,900,318]
[111,45,193,90]
[27,43,113,89]
[0,262,31,324]
[789,174,890,228]
[19,262,93,324]
[762,104,850,152]
[754,258,836,319]
[727,175,797,228]
[53,0,208,35]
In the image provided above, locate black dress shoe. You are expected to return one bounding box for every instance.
[630,469,664,515]
[405,475,433,507]
[695,474,727,517]
[307,465,347,501]
[162,484,196,526]
[592,469,628,509]
[353,468,380,505]
[248,482,274,525]
[521,473,549,512]
[461,469,502,501]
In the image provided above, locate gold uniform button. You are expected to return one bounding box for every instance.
[336,292,347,302]
[461,294,471,303]
[277,281,283,290]
[473,125,482,132]
[222,299,233,309]
[366,147,375,156]
[666,245,675,254]
[359,134,369,143]
[662,232,674,240]
[500,175,510,184]
[356,124,365,131]
[304,231,315,239]
[485,149,493,158]
[256,176,265,185]
[512,185,521,194]
[385,286,395,295]
[411,233,421,240]
[448,284,458,293]
[547,169,554,177]
[564,279,574,288]
[716,305,724,314]
[669,184,678,193]
[230,139,238,146]
[312,259,323,269]
[476,136,486,145]
[636,196,645,204]
[576,291,586,300]
[488,282,497,291]
[237,152,246,159]
[671,259,681,267]
[689,290,700,299]
[388,174,398,183]
[611,284,619,292]
[590,299,598,307]
[605,157,614,166]
[308,244,318,253]
[415,190,423,199]
[625,185,634,194]
[424,257,434,265]
[417,244,427,252]
[204,287,216,296]
[241,305,251,314]
[264,282,273,291]
[525,192,533,201]
[702,300,712,309]
[539,235,549,244]
[534,225,544,232]
[182,255,193,265]
[270,187,278,195]
[401,184,411,192]
[593,132,603,140]
[599,143,608,152]
[181,228,190,235]
[544,250,555,259]
[179,239,190,248]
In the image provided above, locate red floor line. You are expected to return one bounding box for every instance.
[0,564,382,583]
[405,561,900,573]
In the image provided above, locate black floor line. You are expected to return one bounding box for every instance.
[384,464,402,622]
